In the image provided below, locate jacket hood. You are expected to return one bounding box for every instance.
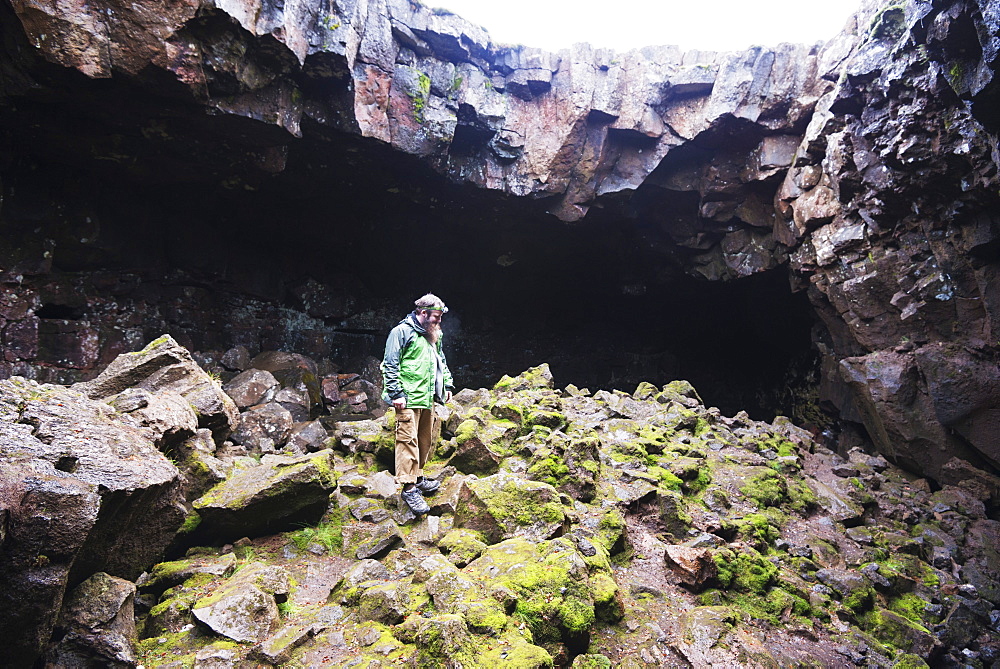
[402,312,426,334]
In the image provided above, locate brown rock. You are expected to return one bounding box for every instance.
[664,546,716,591]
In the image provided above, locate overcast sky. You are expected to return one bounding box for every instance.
[429,0,863,52]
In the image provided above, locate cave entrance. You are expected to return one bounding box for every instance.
[1,135,820,425]
[434,237,818,423]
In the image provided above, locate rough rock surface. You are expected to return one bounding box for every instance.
[191,562,290,643]
[113,363,999,668]
[1,0,999,501]
[2,344,997,667]
[43,572,138,668]
[0,375,186,667]
[75,335,238,433]
[191,451,337,543]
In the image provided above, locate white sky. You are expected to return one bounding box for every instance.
[429,0,863,53]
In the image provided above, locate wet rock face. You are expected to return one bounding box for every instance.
[1,0,999,491]
[0,375,185,666]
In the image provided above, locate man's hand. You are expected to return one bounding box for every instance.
[392,397,406,410]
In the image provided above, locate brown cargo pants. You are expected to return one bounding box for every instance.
[394,407,436,485]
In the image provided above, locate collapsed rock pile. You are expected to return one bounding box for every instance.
[2,338,999,667]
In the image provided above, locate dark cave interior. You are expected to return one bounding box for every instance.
[0,55,820,422]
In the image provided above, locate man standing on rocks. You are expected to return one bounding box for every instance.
[381,293,454,515]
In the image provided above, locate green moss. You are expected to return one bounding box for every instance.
[482,478,565,526]
[526,409,566,431]
[636,424,672,452]
[740,470,788,508]
[467,538,595,644]
[723,586,811,626]
[888,592,930,624]
[131,335,171,354]
[867,3,905,42]
[459,600,505,634]
[493,365,552,392]
[687,467,712,494]
[608,439,647,464]
[477,638,552,667]
[491,399,526,425]
[893,653,930,669]
[455,419,479,444]
[413,72,432,122]
[731,513,781,547]
[647,466,683,491]
[589,573,623,622]
[527,449,571,487]
[858,607,933,652]
[755,434,796,457]
[842,585,875,613]
[136,624,225,666]
[786,477,817,512]
[878,553,927,581]
[440,528,488,565]
[558,595,595,634]
[712,547,778,593]
[595,509,625,554]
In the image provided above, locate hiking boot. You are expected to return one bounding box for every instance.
[400,486,430,515]
[415,476,440,494]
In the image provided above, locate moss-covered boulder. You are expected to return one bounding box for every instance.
[191,563,290,643]
[190,451,336,544]
[527,430,601,502]
[439,528,488,567]
[342,520,402,559]
[860,608,940,656]
[465,537,609,645]
[449,431,503,475]
[140,553,237,597]
[455,473,566,544]
[358,581,410,625]
[393,614,476,665]
[494,364,554,392]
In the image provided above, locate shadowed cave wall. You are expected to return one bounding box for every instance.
[0,124,817,422]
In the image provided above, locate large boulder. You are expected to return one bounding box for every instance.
[192,562,291,643]
[190,451,336,543]
[250,351,323,419]
[0,377,185,667]
[109,388,200,450]
[839,347,997,486]
[75,335,238,434]
[464,536,604,644]
[222,368,280,409]
[454,472,567,544]
[42,572,138,668]
[230,402,295,454]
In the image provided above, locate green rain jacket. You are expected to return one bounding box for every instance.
[381,312,454,409]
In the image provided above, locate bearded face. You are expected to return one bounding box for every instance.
[417,309,443,344]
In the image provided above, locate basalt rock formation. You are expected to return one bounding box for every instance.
[1,342,999,667]
[1,0,1000,545]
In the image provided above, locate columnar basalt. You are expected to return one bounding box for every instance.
[1,0,999,493]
